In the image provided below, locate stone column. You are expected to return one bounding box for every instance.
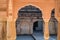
[55,0,60,40]
[0,19,7,40]
[55,11,60,40]
[7,0,16,40]
[57,21,60,40]
[0,21,3,40]
[7,18,16,40]
[44,21,49,40]
[43,10,51,40]
[55,16,60,40]
[3,21,7,40]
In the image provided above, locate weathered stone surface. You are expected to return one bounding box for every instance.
[0,11,7,18]
[0,0,7,9]
[0,0,60,40]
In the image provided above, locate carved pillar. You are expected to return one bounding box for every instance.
[7,19,16,40]
[0,19,7,40]
[44,20,49,40]
[57,21,60,40]
[55,12,60,40]
[0,21,3,40]
[3,21,7,40]
[43,10,50,40]
[7,0,16,40]
[55,11,60,40]
[55,0,60,40]
[55,14,60,40]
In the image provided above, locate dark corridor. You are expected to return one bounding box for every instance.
[33,21,43,32]
[32,20,44,40]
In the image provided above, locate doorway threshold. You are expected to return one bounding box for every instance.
[32,31,44,40]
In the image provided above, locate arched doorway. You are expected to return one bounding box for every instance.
[33,21,38,31]
[33,20,44,32]
[49,9,58,40]
[16,5,44,40]
[32,18,44,40]
[16,5,42,35]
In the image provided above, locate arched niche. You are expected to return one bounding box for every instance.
[49,9,58,40]
[16,5,43,35]
[33,19,44,32]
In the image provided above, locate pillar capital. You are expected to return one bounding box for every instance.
[43,19,50,22]
[42,9,51,22]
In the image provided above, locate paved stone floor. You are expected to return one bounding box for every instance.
[49,35,57,40]
[16,35,34,40]
[32,31,44,40]
[16,31,57,40]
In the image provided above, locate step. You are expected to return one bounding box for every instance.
[32,32,44,40]
[49,35,57,40]
[16,35,34,40]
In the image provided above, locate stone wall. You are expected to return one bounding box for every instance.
[0,0,60,40]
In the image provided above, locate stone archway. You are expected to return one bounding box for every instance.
[33,19,44,35]
[49,9,58,40]
[16,5,45,40]
[33,18,44,32]
[33,21,38,31]
[16,5,43,35]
